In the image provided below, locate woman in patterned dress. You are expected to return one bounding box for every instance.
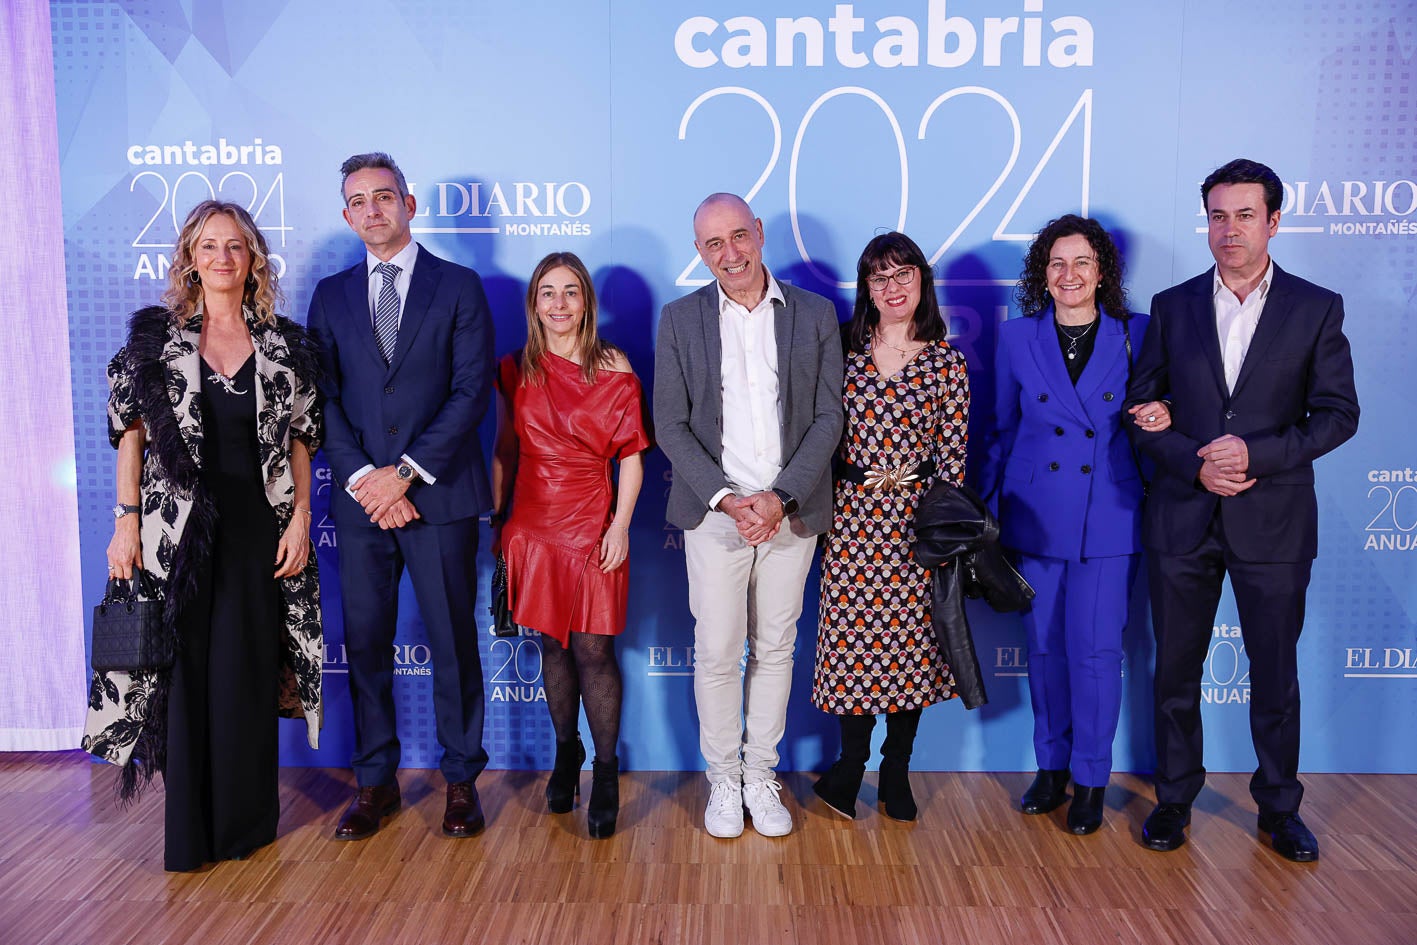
[812,232,969,822]
[491,252,651,839]
[91,200,323,871]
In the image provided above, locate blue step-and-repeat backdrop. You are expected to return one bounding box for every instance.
[54,1,1416,774]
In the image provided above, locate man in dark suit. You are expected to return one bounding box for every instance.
[308,152,494,841]
[1126,159,1359,861]
[655,193,843,839]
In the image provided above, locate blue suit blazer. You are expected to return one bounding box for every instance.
[308,244,494,527]
[981,306,1148,560]
[1125,264,1358,561]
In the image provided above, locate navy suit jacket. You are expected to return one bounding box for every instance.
[308,244,494,527]
[981,307,1148,560]
[1125,263,1359,561]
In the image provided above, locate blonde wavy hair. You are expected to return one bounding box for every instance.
[162,200,282,326]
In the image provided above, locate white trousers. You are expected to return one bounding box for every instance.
[684,511,818,783]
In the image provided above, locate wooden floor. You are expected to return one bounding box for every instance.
[1,753,1414,945]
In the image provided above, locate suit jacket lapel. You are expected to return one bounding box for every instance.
[249,313,290,489]
[164,315,205,469]
[1185,268,1228,395]
[343,263,385,367]
[1231,264,1287,398]
[698,284,723,440]
[1075,314,1125,406]
[1028,307,1089,426]
[774,283,796,418]
[388,245,437,376]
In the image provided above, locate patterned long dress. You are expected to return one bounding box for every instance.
[813,341,970,715]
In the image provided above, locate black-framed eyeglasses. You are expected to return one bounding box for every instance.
[867,266,918,291]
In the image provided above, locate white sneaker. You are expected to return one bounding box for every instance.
[704,779,744,838]
[742,779,793,837]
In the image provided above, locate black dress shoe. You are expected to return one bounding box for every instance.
[1067,785,1106,835]
[334,783,401,841]
[1020,769,1070,814]
[442,781,485,838]
[1141,803,1191,851]
[1258,811,1319,862]
[546,736,586,814]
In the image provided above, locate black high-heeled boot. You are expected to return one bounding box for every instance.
[1020,768,1071,814]
[1067,784,1106,835]
[813,714,876,819]
[879,708,921,822]
[587,756,619,839]
[546,736,586,814]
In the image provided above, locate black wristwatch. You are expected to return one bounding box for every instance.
[396,462,418,483]
[771,488,798,516]
[112,503,140,520]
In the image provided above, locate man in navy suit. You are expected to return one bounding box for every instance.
[1126,159,1359,861]
[309,152,494,841]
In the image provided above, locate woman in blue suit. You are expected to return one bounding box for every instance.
[983,215,1170,834]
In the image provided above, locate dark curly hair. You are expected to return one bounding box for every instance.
[1015,214,1129,321]
[845,231,946,354]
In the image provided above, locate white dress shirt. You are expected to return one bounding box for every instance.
[709,270,786,512]
[347,239,435,491]
[1213,259,1274,393]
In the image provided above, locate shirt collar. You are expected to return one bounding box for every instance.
[716,266,784,315]
[1213,258,1274,303]
[366,240,419,277]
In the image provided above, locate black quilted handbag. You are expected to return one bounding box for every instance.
[91,569,172,672]
[489,552,521,638]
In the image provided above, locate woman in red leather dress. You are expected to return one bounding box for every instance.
[492,252,650,839]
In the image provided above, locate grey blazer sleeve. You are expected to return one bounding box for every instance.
[654,297,731,519]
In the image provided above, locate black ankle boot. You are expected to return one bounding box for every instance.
[546,736,586,814]
[587,756,619,839]
[1020,768,1071,814]
[813,760,866,819]
[878,760,917,822]
[1067,785,1106,835]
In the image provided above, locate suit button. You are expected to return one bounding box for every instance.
[1038,393,1049,402]
[1225,410,1236,420]
[1048,461,1060,471]
[1081,465,1092,474]
[1102,392,1115,402]
[388,426,398,436]
[384,385,395,394]
[1085,429,1095,438]
[1054,427,1065,436]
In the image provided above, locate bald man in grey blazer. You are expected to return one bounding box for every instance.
[655,193,844,839]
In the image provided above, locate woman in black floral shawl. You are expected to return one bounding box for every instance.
[85,200,324,872]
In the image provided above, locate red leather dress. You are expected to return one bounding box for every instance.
[497,351,651,647]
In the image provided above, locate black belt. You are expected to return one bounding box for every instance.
[834,457,936,491]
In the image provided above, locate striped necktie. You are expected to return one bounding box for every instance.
[373,262,402,363]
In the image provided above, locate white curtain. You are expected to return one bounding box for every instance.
[0,0,87,750]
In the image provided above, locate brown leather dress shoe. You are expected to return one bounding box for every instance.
[334,783,401,841]
[443,781,485,838]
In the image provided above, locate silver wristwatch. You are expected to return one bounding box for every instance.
[112,503,140,520]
